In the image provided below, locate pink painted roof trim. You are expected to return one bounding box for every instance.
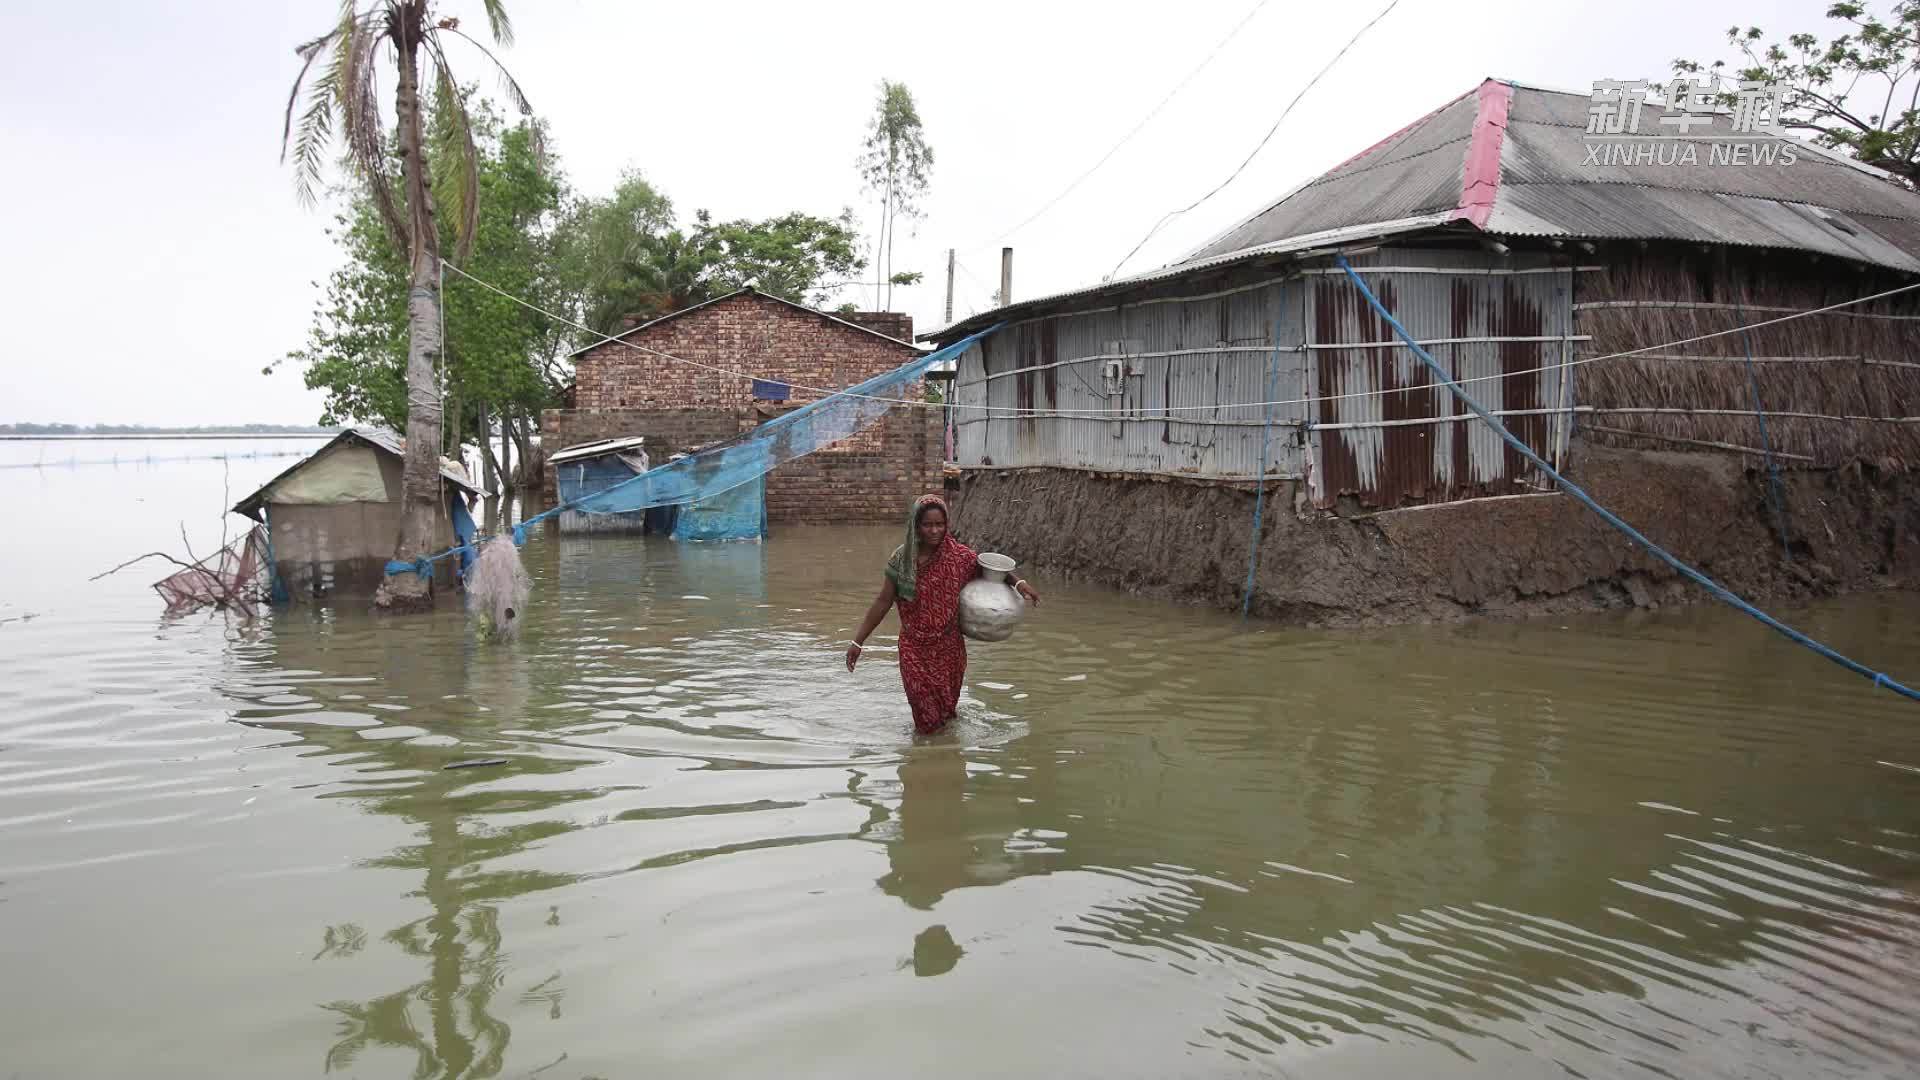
[1451,79,1512,230]
[1325,86,1478,175]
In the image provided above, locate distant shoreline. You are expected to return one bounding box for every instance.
[0,433,339,441]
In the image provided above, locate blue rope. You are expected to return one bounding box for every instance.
[1242,301,1286,616]
[1736,294,1793,561]
[382,542,478,578]
[1334,255,1920,703]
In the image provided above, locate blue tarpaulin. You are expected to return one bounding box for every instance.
[515,324,997,539]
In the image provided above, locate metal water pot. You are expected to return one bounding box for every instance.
[958,553,1027,643]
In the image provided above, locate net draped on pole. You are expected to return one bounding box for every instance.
[516,324,998,535]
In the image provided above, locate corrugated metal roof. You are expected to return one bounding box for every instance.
[1499,119,1920,217]
[232,426,485,519]
[1486,184,1920,270]
[549,436,649,465]
[1189,90,1481,261]
[932,78,1920,342]
[924,213,1462,341]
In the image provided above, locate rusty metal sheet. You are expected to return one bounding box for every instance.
[1307,252,1570,509]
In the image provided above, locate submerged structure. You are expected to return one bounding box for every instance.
[232,427,486,599]
[928,78,1920,623]
[548,435,768,541]
[542,288,945,527]
[550,436,660,534]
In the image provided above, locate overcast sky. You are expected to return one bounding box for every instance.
[0,0,1823,425]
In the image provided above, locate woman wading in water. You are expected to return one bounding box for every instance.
[846,494,1039,734]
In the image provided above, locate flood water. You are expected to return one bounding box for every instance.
[4,441,1920,1078]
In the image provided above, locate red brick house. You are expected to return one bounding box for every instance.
[541,288,943,524]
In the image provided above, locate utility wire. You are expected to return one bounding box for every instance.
[1107,0,1403,280]
[442,260,1920,417]
[989,0,1271,245]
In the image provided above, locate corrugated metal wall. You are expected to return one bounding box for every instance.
[952,279,1305,480]
[1307,250,1574,508]
[951,248,1578,508]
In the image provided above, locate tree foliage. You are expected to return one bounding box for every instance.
[1675,1,1920,183]
[856,81,933,310]
[282,1,538,593]
[692,210,867,308]
[554,177,868,336]
[279,102,563,436]
[283,0,537,263]
[284,109,878,432]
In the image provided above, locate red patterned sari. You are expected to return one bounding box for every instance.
[895,532,977,734]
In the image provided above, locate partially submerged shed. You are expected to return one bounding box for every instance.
[233,427,486,598]
[551,437,658,534]
[549,434,768,541]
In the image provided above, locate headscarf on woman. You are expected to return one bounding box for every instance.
[884,493,953,602]
[883,492,976,734]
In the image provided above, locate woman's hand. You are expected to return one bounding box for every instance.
[847,580,895,673]
[1014,579,1041,606]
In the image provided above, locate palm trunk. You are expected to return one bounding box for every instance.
[373,8,446,613]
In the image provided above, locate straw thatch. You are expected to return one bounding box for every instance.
[1575,249,1920,470]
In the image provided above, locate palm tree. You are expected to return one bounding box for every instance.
[282,1,536,611]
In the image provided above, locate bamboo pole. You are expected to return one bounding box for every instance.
[1583,424,1816,461]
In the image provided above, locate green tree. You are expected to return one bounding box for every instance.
[554,180,871,335]
[693,210,867,307]
[281,104,563,496]
[1675,2,1920,183]
[857,81,933,310]
[547,170,682,335]
[282,0,535,611]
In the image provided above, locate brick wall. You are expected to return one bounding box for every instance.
[573,291,919,409]
[547,291,938,524]
[764,408,945,524]
[540,407,745,464]
[838,311,914,343]
[541,405,942,524]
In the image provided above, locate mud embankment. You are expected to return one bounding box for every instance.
[948,447,1920,626]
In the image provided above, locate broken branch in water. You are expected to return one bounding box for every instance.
[99,459,269,616]
[91,551,204,582]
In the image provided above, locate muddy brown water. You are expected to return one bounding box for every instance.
[5,443,1920,1078]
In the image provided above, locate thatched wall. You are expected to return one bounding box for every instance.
[1575,248,1920,469]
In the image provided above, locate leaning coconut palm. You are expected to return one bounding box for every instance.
[281,0,537,611]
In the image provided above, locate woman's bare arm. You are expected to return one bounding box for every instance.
[846,579,897,671]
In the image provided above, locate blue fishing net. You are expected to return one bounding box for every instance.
[670,474,767,542]
[517,324,995,536]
